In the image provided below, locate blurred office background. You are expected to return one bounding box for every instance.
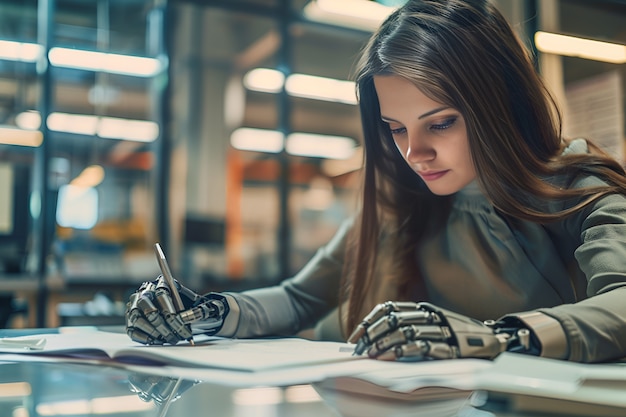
[0,0,624,328]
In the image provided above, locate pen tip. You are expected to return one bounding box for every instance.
[353,340,366,356]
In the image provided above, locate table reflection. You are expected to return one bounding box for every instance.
[4,358,608,417]
[0,361,342,417]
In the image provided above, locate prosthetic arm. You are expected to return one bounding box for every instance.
[348,301,542,360]
[125,275,230,345]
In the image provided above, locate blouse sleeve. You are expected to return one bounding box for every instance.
[215,217,353,338]
[511,183,626,362]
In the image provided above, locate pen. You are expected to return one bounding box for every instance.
[154,243,195,345]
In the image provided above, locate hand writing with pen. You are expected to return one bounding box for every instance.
[125,244,229,346]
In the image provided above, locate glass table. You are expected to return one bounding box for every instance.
[1,327,623,417]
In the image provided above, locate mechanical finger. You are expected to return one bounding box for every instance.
[127,327,164,345]
[366,324,450,357]
[137,293,181,345]
[126,309,166,345]
[162,312,193,340]
[353,309,440,355]
[153,276,194,340]
[126,287,166,345]
[375,340,457,361]
[154,276,178,315]
[348,301,423,343]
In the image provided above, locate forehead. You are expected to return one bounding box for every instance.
[373,75,446,117]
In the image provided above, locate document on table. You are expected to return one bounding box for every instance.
[0,330,492,389]
[5,329,624,414]
[0,330,362,371]
[317,352,626,415]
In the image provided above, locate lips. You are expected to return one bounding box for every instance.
[418,170,448,181]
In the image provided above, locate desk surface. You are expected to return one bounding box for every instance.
[0,328,622,417]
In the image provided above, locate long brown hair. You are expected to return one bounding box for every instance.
[342,0,626,334]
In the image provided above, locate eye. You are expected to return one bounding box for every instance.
[430,116,457,131]
[389,126,406,135]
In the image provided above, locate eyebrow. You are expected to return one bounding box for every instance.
[381,106,451,123]
[418,106,450,119]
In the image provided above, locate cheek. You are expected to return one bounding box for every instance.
[460,142,476,175]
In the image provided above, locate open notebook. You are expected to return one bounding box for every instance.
[0,330,363,372]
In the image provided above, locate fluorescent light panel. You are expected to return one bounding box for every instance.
[231,127,284,153]
[287,132,355,159]
[0,40,161,77]
[535,31,626,64]
[244,69,357,105]
[243,68,285,93]
[230,128,357,159]
[286,74,357,104]
[49,47,162,77]
[15,111,158,142]
[303,0,396,31]
[0,40,42,62]
[0,126,43,147]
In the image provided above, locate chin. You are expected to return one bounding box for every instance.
[425,183,466,196]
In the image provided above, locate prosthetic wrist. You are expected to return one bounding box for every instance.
[181,292,230,336]
[490,312,568,359]
[488,317,541,356]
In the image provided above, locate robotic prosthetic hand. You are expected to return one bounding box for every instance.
[128,373,199,408]
[125,275,229,345]
[348,301,539,360]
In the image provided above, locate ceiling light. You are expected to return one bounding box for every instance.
[535,31,626,64]
[16,111,158,142]
[0,126,43,147]
[243,68,357,105]
[303,0,396,31]
[286,74,357,104]
[0,41,163,76]
[243,68,285,93]
[230,128,358,159]
[48,47,162,77]
[15,111,41,130]
[98,117,159,142]
[230,127,285,153]
[48,113,99,136]
[0,40,42,62]
[286,133,356,159]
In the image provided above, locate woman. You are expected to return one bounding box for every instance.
[126,0,626,363]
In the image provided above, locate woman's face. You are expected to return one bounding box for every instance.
[373,74,476,195]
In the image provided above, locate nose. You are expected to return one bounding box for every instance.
[405,132,435,164]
